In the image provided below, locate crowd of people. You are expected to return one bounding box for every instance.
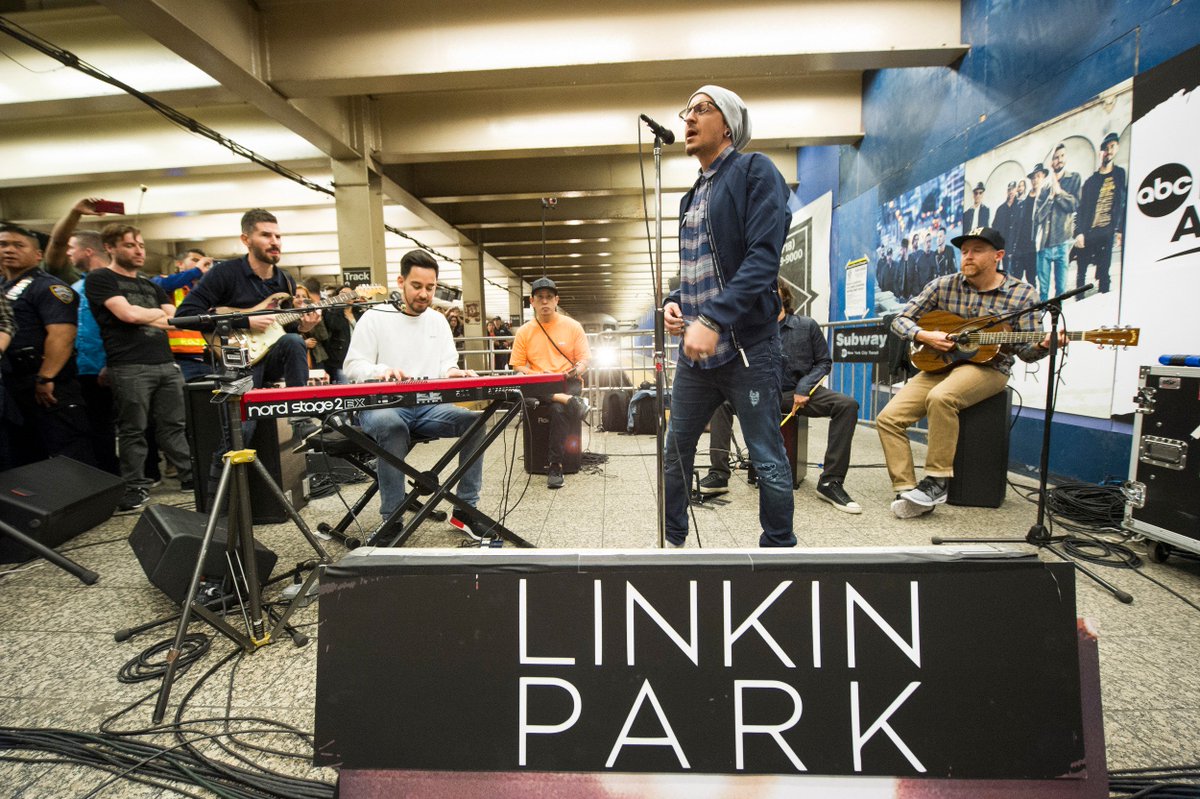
[0,204,380,514]
[1,82,1067,548]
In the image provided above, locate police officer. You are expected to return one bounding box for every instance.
[0,224,94,469]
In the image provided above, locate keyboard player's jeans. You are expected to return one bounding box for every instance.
[359,402,484,520]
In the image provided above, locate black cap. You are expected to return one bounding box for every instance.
[1007,180,1017,189]
[972,181,986,193]
[1028,162,1049,179]
[1101,132,1120,147]
[951,226,1005,251]
[530,277,558,295]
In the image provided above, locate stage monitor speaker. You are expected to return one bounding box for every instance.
[0,457,124,563]
[522,403,581,475]
[949,388,1012,508]
[129,503,277,605]
[184,381,308,524]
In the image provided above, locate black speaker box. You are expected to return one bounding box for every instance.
[184,381,308,524]
[0,457,124,563]
[949,388,1012,508]
[129,504,277,604]
[522,403,581,475]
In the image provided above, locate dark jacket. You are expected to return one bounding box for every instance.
[323,307,352,369]
[176,255,297,332]
[779,314,831,397]
[666,149,791,353]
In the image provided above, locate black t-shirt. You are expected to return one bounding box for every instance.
[1,268,78,376]
[85,268,173,365]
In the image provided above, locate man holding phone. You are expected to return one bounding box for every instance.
[509,277,591,488]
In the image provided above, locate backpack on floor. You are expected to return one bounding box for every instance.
[628,388,665,435]
[601,391,630,432]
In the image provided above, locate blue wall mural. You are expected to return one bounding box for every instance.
[817,0,1200,483]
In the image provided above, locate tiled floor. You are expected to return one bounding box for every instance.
[1,418,1198,797]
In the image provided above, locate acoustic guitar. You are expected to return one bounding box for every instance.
[210,284,386,365]
[909,310,1140,374]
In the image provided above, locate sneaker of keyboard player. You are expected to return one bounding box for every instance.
[448,511,488,541]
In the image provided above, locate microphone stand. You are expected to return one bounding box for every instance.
[171,297,397,331]
[650,129,668,547]
[932,284,1133,603]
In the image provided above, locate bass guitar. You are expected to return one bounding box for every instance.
[210,284,386,365]
[909,310,1139,374]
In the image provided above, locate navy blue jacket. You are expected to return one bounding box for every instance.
[666,149,791,353]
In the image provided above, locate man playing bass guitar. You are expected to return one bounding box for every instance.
[878,226,1062,518]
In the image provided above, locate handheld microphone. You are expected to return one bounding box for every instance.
[389,291,406,312]
[639,114,675,145]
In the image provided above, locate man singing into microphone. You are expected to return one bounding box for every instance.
[343,249,488,540]
[662,85,796,548]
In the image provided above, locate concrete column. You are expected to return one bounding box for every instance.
[331,156,388,286]
[508,276,525,325]
[458,241,487,372]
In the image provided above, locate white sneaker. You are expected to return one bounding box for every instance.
[891,496,933,519]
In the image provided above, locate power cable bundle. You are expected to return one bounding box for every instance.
[1109,765,1200,797]
[0,620,334,798]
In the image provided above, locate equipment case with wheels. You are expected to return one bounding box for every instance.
[1124,365,1200,558]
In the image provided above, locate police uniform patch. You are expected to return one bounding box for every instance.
[49,285,75,304]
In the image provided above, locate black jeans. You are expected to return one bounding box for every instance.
[545,377,583,466]
[2,372,95,470]
[708,386,858,483]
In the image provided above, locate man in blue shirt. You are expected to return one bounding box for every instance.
[662,85,795,548]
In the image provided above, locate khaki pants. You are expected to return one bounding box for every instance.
[876,364,1009,491]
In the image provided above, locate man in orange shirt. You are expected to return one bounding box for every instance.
[510,277,591,488]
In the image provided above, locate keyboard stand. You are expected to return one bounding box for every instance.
[329,390,534,548]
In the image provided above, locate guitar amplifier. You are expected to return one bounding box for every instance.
[1124,365,1200,556]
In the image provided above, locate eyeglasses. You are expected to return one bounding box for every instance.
[678,100,717,121]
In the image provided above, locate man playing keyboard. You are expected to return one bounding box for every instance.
[343,250,486,540]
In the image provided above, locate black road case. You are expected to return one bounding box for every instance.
[1125,365,1200,558]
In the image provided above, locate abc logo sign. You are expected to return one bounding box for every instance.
[1137,163,1193,218]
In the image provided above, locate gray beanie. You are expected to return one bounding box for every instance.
[688,85,752,151]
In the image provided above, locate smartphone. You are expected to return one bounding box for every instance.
[93,200,125,215]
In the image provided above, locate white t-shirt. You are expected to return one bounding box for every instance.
[343,305,457,382]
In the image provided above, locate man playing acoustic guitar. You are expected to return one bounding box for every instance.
[878,226,1061,518]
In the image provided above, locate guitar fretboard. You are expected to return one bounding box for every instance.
[962,330,1085,345]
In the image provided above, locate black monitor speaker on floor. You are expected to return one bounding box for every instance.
[128,503,277,605]
[0,457,124,563]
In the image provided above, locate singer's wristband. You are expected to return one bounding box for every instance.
[697,315,721,334]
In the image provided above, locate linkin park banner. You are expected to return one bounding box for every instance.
[316,550,1085,782]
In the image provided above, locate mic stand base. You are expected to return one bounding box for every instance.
[932,297,1133,604]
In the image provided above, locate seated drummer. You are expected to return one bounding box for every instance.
[343,249,487,540]
[878,226,1061,519]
